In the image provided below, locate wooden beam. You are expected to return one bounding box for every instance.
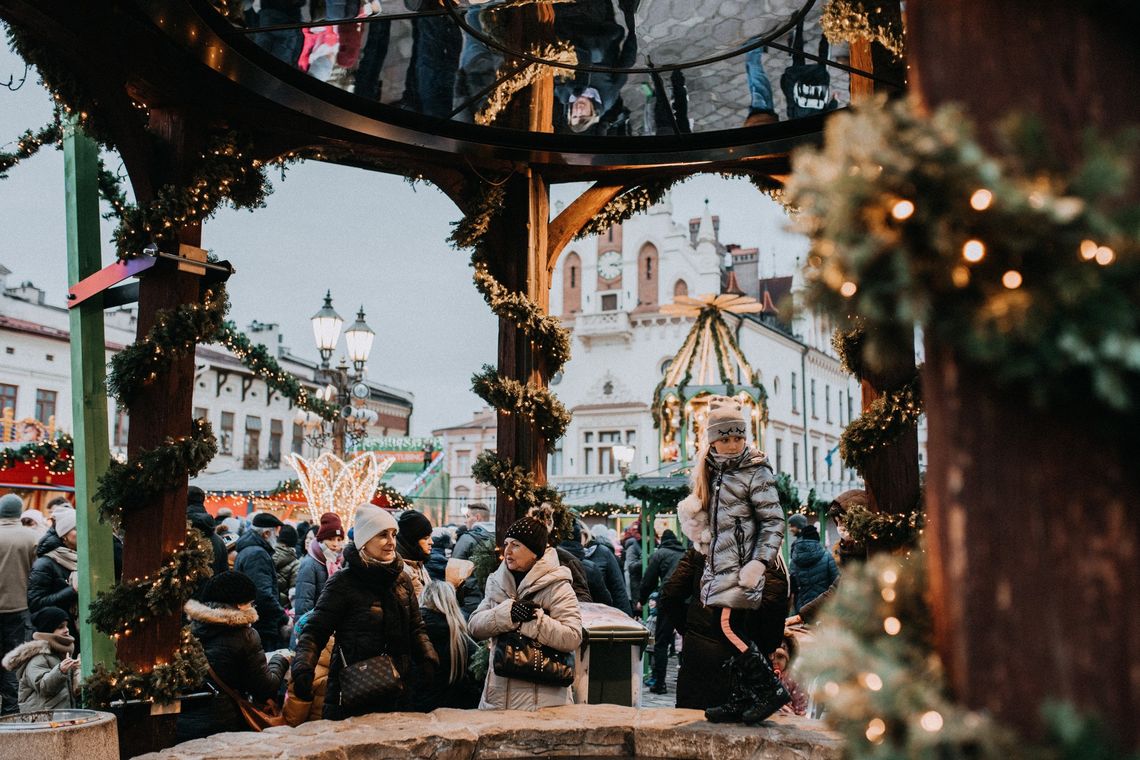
[63,119,117,679]
[547,182,629,274]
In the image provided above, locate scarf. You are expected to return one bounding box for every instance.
[349,545,407,645]
[46,545,78,572]
[33,631,75,658]
[708,446,751,471]
[309,537,342,577]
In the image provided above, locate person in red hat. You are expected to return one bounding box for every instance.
[293,513,345,619]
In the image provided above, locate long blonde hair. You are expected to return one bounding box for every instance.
[689,438,712,506]
[420,581,474,684]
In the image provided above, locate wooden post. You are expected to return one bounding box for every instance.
[909,0,1140,745]
[63,119,116,678]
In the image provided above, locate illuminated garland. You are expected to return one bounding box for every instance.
[788,98,1140,434]
[820,0,906,59]
[575,179,678,240]
[0,117,62,178]
[840,502,923,547]
[623,475,687,513]
[471,364,570,440]
[471,451,560,512]
[475,42,577,127]
[88,528,213,638]
[572,502,637,518]
[800,551,1130,758]
[0,435,74,474]
[840,372,923,476]
[214,321,338,420]
[374,483,413,510]
[83,627,209,709]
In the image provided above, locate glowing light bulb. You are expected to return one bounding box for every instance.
[891,200,915,220]
[863,673,883,691]
[866,718,887,743]
[951,266,970,287]
[969,189,993,210]
[884,616,902,635]
[1002,270,1023,289]
[962,240,986,263]
[1079,240,1098,260]
[840,281,858,297]
[824,681,840,696]
[1095,246,1115,266]
[920,711,944,732]
[882,569,898,585]
[881,587,897,602]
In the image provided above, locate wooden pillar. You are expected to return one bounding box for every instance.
[858,353,920,521]
[909,0,1140,745]
[63,120,116,677]
[488,170,551,539]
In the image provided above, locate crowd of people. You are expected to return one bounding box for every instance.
[0,395,859,732]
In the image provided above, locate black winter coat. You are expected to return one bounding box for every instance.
[558,541,611,606]
[187,502,228,577]
[639,535,685,605]
[233,531,287,648]
[410,608,480,712]
[291,543,438,719]
[176,600,288,742]
[27,530,77,617]
[425,547,448,582]
[585,541,633,615]
[554,546,594,604]
[790,537,839,613]
[292,553,329,619]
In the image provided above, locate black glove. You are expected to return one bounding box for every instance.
[510,600,537,624]
[292,666,313,702]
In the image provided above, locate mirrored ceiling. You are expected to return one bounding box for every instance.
[223,0,888,137]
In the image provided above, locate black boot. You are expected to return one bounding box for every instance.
[704,652,749,723]
[738,647,790,725]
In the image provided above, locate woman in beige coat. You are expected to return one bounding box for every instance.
[468,516,582,711]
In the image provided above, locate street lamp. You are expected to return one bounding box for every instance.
[343,307,375,375]
[613,444,636,477]
[309,293,376,456]
[311,290,343,368]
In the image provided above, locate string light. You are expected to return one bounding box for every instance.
[865,718,887,743]
[1002,270,1023,289]
[951,265,970,287]
[881,587,897,602]
[962,239,986,263]
[890,199,915,220]
[863,672,883,691]
[884,616,902,635]
[1079,239,1098,260]
[969,188,993,210]
[920,711,944,732]
[840,281,858,297]
[1094,246,1115,266]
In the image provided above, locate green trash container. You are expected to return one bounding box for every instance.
[573,603,650,706]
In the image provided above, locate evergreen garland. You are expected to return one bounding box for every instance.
[575,179,679,240]
[839,502,924,547]
[0,116,62,178]
[840,372,923,475]
[623,474,688,512]
[374,483,413,510]
[82,627,209,709]
[820,0,906,59]
[471,364,571,440]
[0,435,74,474]
[471,450,561,512]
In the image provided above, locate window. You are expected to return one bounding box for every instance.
[600,293,618,311]
[790,373,798,413]
[826,450,834,481]
[0,383,17,415]
[548,440,563,476]
[563,252,582,316]
[773,376,780,396]
[456,450,472,475]
[812,446,819,482]
[220,412,235,455]
[291,422,304,454]
[646,256,653,278]
[583,430,622,475]
[673,280,688,298]
[193,406,208,422]
[775,439,783,473]
[848,394,854,424]
[268,419,283,466]
[825,385,832,423]
[583,431,594,475]
[570,266,577,288]
[608,228,614,242]
[34,389,56,424]
[810,379,817,419]
[638,244,659,310]
[243,416,261,469]
[792,442,800,480]
[837,390,843,425]
[113,410,130,447]
[454,485,470,507]
[603,381,614,396]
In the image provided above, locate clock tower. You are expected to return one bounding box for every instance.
[596,222,623,295]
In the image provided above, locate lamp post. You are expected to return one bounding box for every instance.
[305,292,377,456]
[613,444,636,478]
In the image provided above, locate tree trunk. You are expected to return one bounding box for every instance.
[909,0,1140,745]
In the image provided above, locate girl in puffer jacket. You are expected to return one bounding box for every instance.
[678,395,789,725]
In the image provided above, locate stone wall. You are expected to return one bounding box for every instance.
[135,705,842,760]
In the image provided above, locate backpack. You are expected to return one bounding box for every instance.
[779,21,839,120]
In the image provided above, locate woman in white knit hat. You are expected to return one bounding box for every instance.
[678,395,790,725]
[290,503,439,719]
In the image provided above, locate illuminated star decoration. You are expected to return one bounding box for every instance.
[286,451,395,529]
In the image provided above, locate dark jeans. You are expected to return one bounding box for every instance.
[355,20,392,101]
[0,610,32,715]
[254,8,304,67]
[406,15,461,118]
[652,611,676,687]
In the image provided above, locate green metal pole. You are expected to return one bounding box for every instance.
[64,120,117,678]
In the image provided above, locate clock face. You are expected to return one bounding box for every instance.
[351,382,370,400]
[598,251,622,281]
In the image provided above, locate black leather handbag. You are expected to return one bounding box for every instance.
[338,646,405,708]
[493,629,575,687]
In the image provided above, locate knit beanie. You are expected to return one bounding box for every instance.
[705,395,748,442]
[53,506,77,537]
[352,503,398,549]
[278,524,298,548]
[200,570,257,606]
[788,514,808,531]
[187,486,206,505]
[0,493,23,518]
[32,606,71,634]
[315,512,345,542]
[398,510,433,544]
[505,516,549,559]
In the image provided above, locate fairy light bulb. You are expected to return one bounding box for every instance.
[962,239,986,263]
[969,189,993,210]
[890,200,915,220]
[1095,246,1115,266]
[920,711,944,732]
[863,673,883,691]
[884,616,902,635]
[866,718,887,743]
[1079,240,1098,260]
[1002,270,1023,289]
[840,281,858,297]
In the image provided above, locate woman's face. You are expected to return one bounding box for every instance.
[417,536,432,556]
[363,528,398,562]
[54,622,70,636]
[711,435,746,456]
[304,533,316,552]
[323,536,345,554]
[503,538,538,572]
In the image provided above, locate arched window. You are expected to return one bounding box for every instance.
[637,243,659,311]
[673,279,689,298]
[563,252,582,316]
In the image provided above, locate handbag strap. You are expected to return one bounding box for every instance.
[206,664,252,707]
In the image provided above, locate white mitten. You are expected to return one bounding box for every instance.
[738,559,766,589]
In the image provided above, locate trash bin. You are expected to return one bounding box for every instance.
[573,603,650,706]
[0,709,118,760]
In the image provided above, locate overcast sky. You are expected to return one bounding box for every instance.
[0,38,806,435]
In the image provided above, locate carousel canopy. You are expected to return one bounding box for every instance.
[659,293,764,390]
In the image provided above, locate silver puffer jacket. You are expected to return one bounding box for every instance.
[698,446,784,609]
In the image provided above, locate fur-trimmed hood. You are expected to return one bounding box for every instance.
[1,638,56,671]
[184,598,259,626]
